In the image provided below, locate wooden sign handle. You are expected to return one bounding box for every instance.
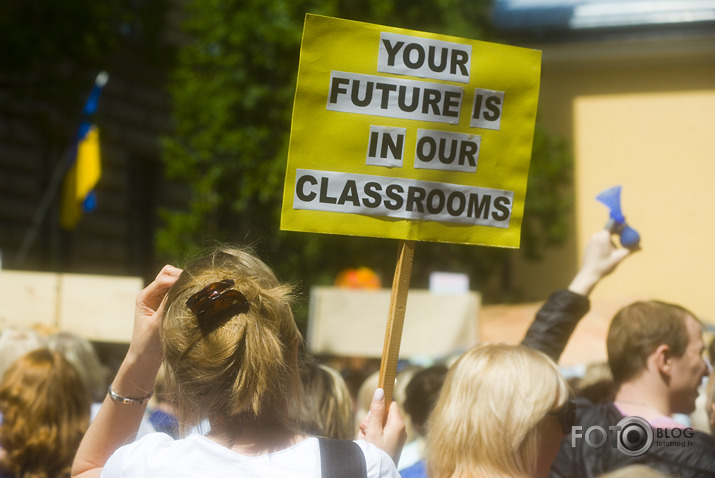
[377,240,415,405]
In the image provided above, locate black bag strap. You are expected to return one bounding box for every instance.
[318,438,368,478]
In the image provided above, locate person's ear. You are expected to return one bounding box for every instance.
[653,344,672,374]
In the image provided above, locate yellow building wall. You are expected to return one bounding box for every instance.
[511,40,715,326]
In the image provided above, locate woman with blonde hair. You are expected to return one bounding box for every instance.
[72,246,404,477]
[0,348,91,478]
[426,343,574,478]
[300,358,355,440]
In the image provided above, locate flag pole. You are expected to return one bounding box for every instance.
[15,72,109,266]
[15,148,77,266]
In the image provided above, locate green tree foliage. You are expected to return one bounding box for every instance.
[522,124,572,260]
[0,0,169,142]
[158,0,572,308]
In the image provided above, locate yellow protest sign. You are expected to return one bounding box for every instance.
[281,14,541,248]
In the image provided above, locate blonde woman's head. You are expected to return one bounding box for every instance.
[299,360,355,439]
[426,343,571,478]
[161,246,302,433]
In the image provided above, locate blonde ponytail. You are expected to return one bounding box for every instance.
[161,246,302,434]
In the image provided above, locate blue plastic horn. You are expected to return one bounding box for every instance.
[596,186,641,249]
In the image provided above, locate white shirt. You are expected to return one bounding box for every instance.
[101,433,399,478]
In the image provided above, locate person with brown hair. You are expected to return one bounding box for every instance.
[545,298,715,477]
[517,230,715,476]
[0,348,91,478]
[71,246,404,477]
[607,300,708,426]
[399,363,448,477]
[45,332,107,405]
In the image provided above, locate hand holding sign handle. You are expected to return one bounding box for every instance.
[596,186,640,249]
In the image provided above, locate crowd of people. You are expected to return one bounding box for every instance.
[0,229,713,477]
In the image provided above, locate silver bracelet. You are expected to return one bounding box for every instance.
[108,385,154,405]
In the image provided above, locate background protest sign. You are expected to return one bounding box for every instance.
[281,14,541,249]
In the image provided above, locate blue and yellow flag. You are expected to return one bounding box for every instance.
[60,123,101,229]
[60,72,108,230]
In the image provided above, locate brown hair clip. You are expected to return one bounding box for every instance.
[186,279,249,325]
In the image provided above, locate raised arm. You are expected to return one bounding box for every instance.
[566,229,634,297]
[72,265,182,478]
[520,229,636,362]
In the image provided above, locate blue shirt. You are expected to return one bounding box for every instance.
[400,460,426,478]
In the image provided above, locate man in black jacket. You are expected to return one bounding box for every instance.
[521,230,715,478]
